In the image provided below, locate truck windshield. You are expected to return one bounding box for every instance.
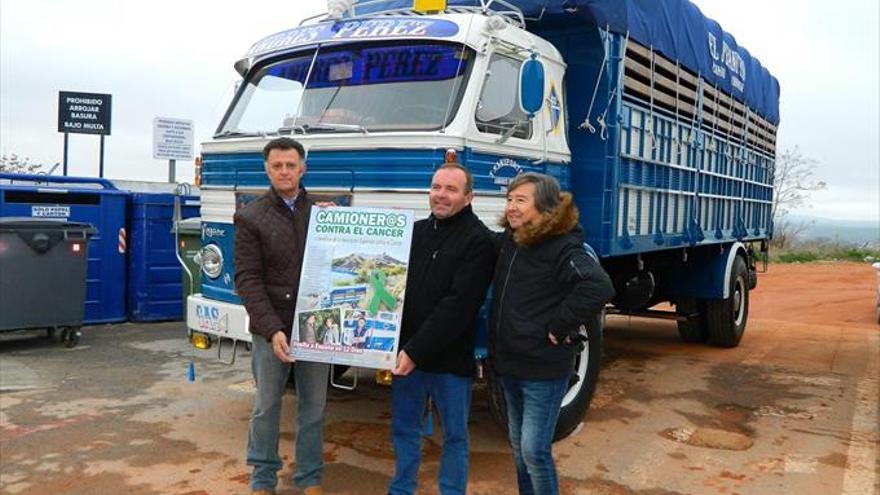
[217,41,474,135]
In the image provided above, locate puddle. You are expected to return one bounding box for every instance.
[671,402,756,448]
[784,454,818,474]
[324,420,437,460]
[753,405,816,420]
[559,475,688,495]
[663,426,753,451]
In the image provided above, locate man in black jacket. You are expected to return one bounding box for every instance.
[388,163,495,495]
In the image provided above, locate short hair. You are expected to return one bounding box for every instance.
[435,162,473,193]
[507,172,561,213]
[263,137,305,161]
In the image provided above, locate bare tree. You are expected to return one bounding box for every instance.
[771,215,813,249]
[771,147,826,248]
[0,154,42,174]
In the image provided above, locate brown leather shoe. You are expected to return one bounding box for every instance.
[251,490,275,495]
[302,487,324,495]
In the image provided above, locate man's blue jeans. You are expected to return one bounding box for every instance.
[500,374,569,495]
[246,336,329,491]
[389,370,473,495]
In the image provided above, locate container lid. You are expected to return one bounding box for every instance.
[171,216,202,234]
[0,217,97,234]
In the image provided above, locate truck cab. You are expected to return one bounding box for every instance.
[190,3,569,345]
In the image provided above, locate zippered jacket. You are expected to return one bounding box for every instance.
[489,193,615,380]
[234,187,311,342]
[401,204,496,377]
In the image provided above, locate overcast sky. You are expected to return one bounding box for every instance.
[1,0,877,222]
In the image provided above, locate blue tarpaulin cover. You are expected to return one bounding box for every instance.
[352,0,780,124]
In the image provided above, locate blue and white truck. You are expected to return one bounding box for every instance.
[186,0,779,438]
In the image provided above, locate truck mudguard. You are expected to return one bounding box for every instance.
[666,242,747,300]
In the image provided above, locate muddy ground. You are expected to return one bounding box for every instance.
[1,262,878,494]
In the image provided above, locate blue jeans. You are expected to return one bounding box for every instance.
[501,375,569,495]
[246,335,329,491]
[389,370,473,495]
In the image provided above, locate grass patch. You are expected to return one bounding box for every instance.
[771,246,880,264]
[776,251,820,263]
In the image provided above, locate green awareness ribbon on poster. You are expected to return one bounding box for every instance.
[368,268,397,315]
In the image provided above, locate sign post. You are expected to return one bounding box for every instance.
[152,117,194,183]
[57,91,112,176]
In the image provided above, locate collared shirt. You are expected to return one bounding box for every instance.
[282,193,299,212]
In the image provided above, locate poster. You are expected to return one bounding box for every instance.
[291,206,413,370]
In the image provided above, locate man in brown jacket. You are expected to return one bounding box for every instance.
[234,137,327,495]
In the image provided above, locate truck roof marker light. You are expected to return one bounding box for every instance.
[445,148,457,163]
[414,0,446,14]
[327,0,355,20]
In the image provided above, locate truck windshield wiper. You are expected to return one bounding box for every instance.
[213,130,263,139]
[277,125,306,135]
[303,122,369,134]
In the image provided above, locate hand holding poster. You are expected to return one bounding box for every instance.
[291,206,413,370]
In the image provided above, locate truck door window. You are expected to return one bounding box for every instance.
[476,53,532,140]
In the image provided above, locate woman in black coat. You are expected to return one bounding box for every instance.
[490,172,614,495]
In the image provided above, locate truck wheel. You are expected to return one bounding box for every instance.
[706,256,749,347]
[486,313,604,442]
[486,361,507,434]
[676,298,708,343]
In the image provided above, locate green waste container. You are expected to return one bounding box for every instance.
[173,217,202,300]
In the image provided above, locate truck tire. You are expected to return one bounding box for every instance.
[486,313,604,442]
[676,298,708,343]
[706,255,749,347]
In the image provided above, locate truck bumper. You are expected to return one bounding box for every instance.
[186,294,252,343]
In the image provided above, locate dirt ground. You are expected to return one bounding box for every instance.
[1,262,877,494]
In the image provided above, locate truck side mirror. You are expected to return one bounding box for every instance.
[519,57,545,117]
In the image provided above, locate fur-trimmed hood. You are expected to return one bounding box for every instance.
[500,192,580,247]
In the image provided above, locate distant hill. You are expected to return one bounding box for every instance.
[785,215,879,246]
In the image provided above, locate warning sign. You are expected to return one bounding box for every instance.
[58,91,112,135]
[153,117,194,161]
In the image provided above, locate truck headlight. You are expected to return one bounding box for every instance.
[200,244,224,279]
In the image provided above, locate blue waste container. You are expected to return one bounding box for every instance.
[0,173,128,324]
[127,193,200,321]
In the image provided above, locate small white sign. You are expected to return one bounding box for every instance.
[32,206,70,218]
[153,117,194,160]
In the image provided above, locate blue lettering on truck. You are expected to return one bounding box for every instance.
[195,305,221,332]
[246,18,460,58]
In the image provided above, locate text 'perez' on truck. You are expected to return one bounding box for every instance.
[185,0,779,440]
